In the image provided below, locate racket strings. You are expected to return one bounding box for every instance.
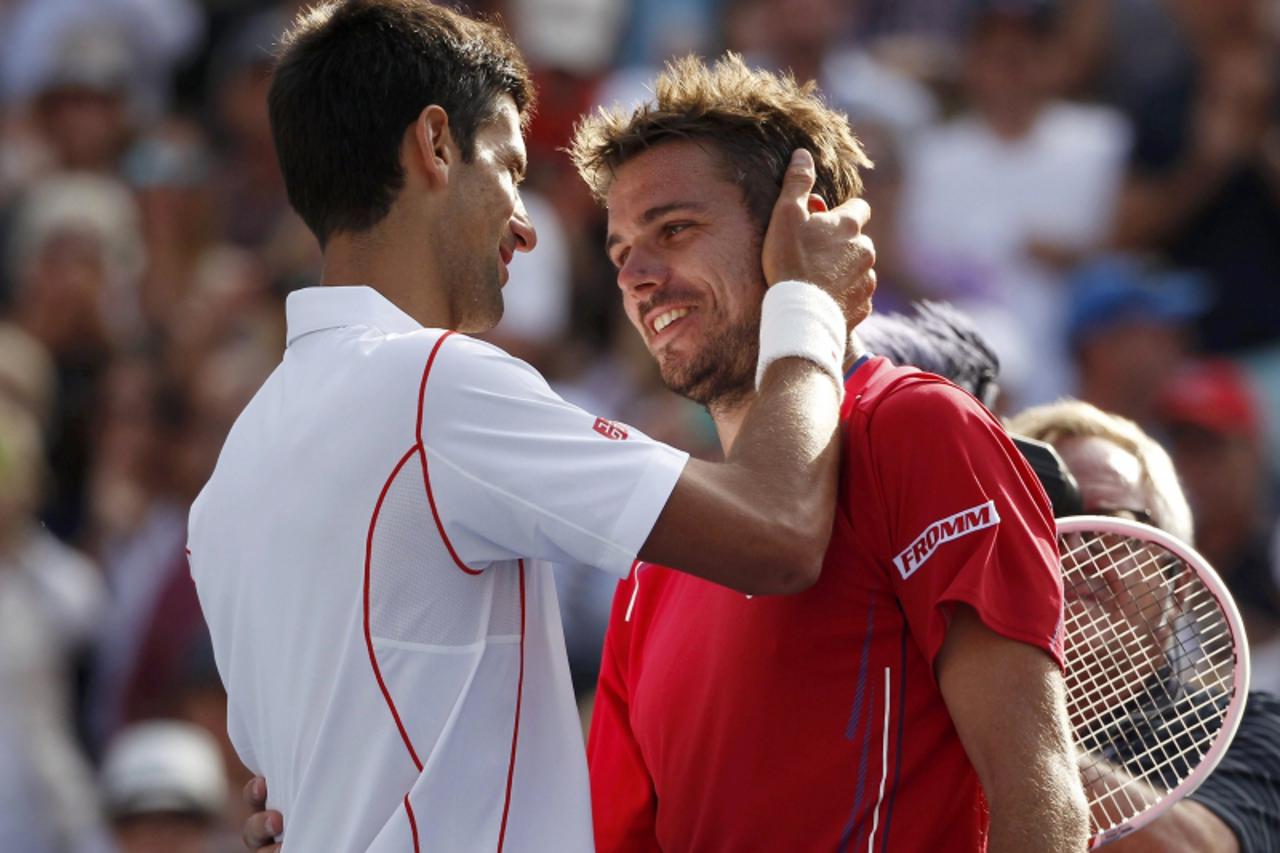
[1093,689,1225,774]
[1057,530,1239,835]
[1062,568,1229,728]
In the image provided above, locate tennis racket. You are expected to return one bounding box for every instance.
[1055,515,1251,849]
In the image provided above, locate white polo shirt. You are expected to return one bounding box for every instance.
[188,286,687,852]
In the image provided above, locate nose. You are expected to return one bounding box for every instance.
[616,245,667,297]
[511,196,537,253]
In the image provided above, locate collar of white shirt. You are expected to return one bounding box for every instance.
[285,286,422,347]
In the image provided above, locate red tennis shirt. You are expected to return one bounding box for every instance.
[588,357,1065,852]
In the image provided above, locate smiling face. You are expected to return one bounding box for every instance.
[440,96,535,332]
[605,139,766,408]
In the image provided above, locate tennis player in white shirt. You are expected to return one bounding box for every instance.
[187,2,874,851]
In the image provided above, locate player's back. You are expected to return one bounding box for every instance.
[189,319,436,849]
[189,316,586,850]
[191,285,690,851]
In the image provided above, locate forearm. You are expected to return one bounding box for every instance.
[727,355,842,536]
[988,756,1090,852]
[641,357,841,594]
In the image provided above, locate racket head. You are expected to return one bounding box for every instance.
[1055,515,1251,848]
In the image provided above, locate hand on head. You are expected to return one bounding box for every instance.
[761,149,876,328]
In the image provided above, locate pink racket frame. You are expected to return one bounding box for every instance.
[1055,515,1252,849]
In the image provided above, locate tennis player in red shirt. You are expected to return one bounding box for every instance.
[242,53,1087,853]
[567,54,1088,851]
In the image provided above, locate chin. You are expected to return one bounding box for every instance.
[454,292,504,335]
[464,306,504,335]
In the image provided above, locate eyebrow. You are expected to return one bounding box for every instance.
[604,201,709,255]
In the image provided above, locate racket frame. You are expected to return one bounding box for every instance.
[1055,515,1251,848]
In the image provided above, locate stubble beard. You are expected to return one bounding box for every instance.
[657,313,759,411]
[449,252,505,333]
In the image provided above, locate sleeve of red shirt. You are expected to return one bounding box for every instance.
[587,571,661,852]
[865,379,1065,671]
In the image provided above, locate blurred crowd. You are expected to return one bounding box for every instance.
[0,0,1277,849]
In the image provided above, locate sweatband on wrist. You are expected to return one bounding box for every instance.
[755,280,846,400]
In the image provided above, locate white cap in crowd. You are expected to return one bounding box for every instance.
[100,721,227,821]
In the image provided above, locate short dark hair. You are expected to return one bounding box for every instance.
[269,0,535,246]
[569,53,871,231]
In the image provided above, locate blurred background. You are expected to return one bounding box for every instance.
[0,0,1277,849]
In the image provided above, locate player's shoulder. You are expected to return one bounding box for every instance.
[849,358,981,420]
[846,359,997,448]
[374,328,546,391]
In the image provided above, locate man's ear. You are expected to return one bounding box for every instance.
[406,104,454,190]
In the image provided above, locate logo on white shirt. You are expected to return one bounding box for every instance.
[893,500,1000,580]
[592,417,629,441]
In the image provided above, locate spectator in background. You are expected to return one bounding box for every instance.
[6,173,147,539]
[0,0,203,118]
[101,720,232,853]
[84,336,275,758]
[1046,0,1188,107]
[838,120,933,315]
[899,0,1131,408]
[1067,254,1207,427]
[1008,398,1280,853]
[82,354,191,753]
[1155,359,1280,695]
[161,245,283,393]
[123,121,221,331]
[206,10,297,255]
[0,399,108,852]
[858,300,1004,409]
[727,0,938,141]
[7,173,147,346]
[0,321,57,428]
[615,0,716,68]
[24,28,139,178]
[1112,0,1280,355]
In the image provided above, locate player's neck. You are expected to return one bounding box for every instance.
[320,223,453,328]
[714,332,863,455]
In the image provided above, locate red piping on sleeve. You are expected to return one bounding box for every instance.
[416,331,483,576]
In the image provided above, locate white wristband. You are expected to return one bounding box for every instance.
[755,280,846,400]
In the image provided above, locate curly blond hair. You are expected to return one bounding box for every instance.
[569,53,871,229]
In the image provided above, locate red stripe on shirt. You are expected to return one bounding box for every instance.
[416,331,483,576]
[496,559,527,851]
[405,794,421,853]
[363,444,425,772]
